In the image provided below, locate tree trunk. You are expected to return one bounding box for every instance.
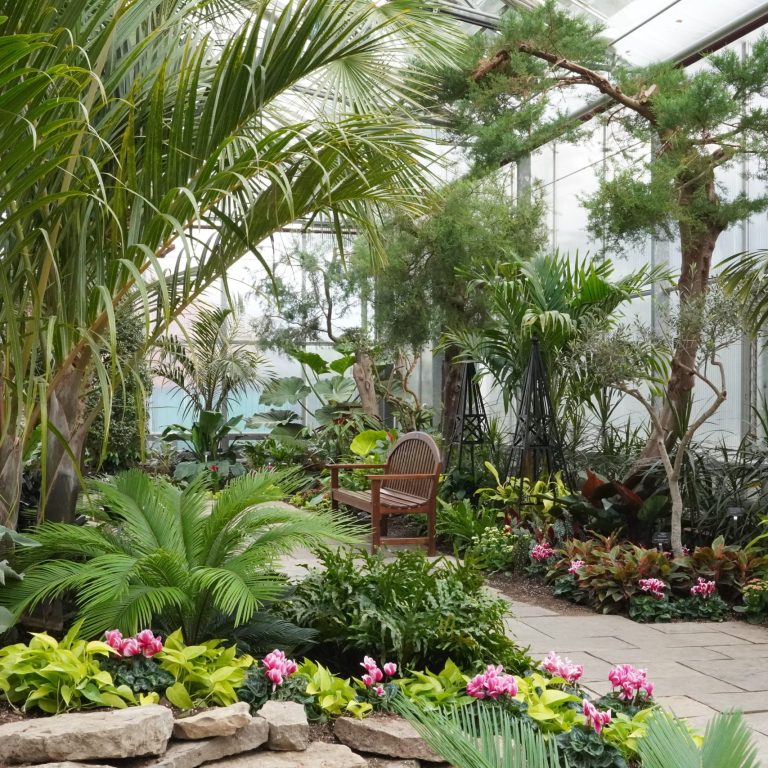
[441,344,463,446]
[627,167,723,482]
[0,439,23,529]
[668,469,684,557]
[42,365,89,524]
[352,350,379,419]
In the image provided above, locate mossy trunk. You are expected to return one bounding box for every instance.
[441,344,463,447]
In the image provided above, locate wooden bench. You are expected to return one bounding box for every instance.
[329,431,441,556]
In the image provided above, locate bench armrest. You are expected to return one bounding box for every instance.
[329,463,386,490]
[368,473,437,482]
[328,463,386,470]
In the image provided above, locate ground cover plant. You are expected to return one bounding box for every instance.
[280,547,532,674]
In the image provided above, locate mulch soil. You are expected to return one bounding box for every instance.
[487,572,594,617]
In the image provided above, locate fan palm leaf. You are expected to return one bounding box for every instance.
[2,470,362,640]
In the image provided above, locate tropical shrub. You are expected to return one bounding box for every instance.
[237,650,310,713]
[556,727,628,768]
[158,630,254,708]
[0,622,137,713]
[548,535,765,615]
[436,498,499,551]
[281,548,531,673]
[1,470,359,640]
[466,525,533,573]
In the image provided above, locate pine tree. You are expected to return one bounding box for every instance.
[436,0,768,469]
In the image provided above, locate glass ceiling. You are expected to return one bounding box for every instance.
[441,0,768,66]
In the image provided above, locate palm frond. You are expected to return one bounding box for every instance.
[396,699,563,768]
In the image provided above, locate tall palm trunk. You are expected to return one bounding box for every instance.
[42,365,89,524]
[0,440,23,529]
[441,343,463,446]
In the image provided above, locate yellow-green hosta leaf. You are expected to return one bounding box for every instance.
[540,689,578,706]
[526,703,558,721]
[99,692,130,709]
[346,700,373,719]
[166,682,195,710]
[28,633,58,650]
[140,692,160,705]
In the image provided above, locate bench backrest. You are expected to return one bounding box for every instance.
[384,431,442,498]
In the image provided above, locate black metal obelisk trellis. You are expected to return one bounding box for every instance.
[444,362,490,476]
[507,337,573,505]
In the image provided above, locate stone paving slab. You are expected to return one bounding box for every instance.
[692,692,768,713]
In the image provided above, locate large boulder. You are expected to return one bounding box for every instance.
[0,705,174,765]
[173,703,252,740]
[255,701,308,751]
[202,742,365,767]
[334,716,443,762]
[129,717,269,768]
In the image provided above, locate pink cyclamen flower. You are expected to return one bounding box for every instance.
[362,674,374,687]
[639,578,667,600]
[608,664,653,702]
[531,543,554,562]
[143,637,164,658]
[361,656,378,673]
[690,577,716,598]
[120,638,142,657]
[582,700,612,734]
[374,685,385,697]
[266,668,283,686]
[568,560,586,575]
[104,629,123,651]
[383,662,397,677]
[135,629,156,647]
[466,664,518,700]
[541,651,584,684]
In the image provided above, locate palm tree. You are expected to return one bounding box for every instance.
[153,306,272,419]
[720,250,768,332]
[637,710,761,768]
[444,252,666,412]
[0,0,463,528]
[0,469,362,641]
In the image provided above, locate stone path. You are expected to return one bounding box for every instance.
[505,599,768,763]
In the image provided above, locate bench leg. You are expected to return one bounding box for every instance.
[380,515,389,536]
[371,509,381,553]
[427,504,436,557]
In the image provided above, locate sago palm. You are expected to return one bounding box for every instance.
[397,699,563,768]
[0,0,462,527]
[637,710,760,768]
[1,470,362,642]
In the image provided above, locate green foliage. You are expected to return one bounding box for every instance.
[736,578,768,624]
[467,526,533,574]
[103,655,175,695]
[159,630,254,708]
[237,664,312,713]
[297,659,372,720]
[447,253,665,412]
[637,710,761,768]
[556,727,628,768]
[436,498,500,551]
[628,595,677,624]
[0,622,136,713]
[0,525,40,633]
[1,470,360,641]
[164,410,243,467]
[674,595,730,622]
[396,660,473,709]
[154,306,272,420]
[396,698,563,768]
[281,548,531,673]
[85,309,151,472]
[513,672,582,734]
[355,176,548,356]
